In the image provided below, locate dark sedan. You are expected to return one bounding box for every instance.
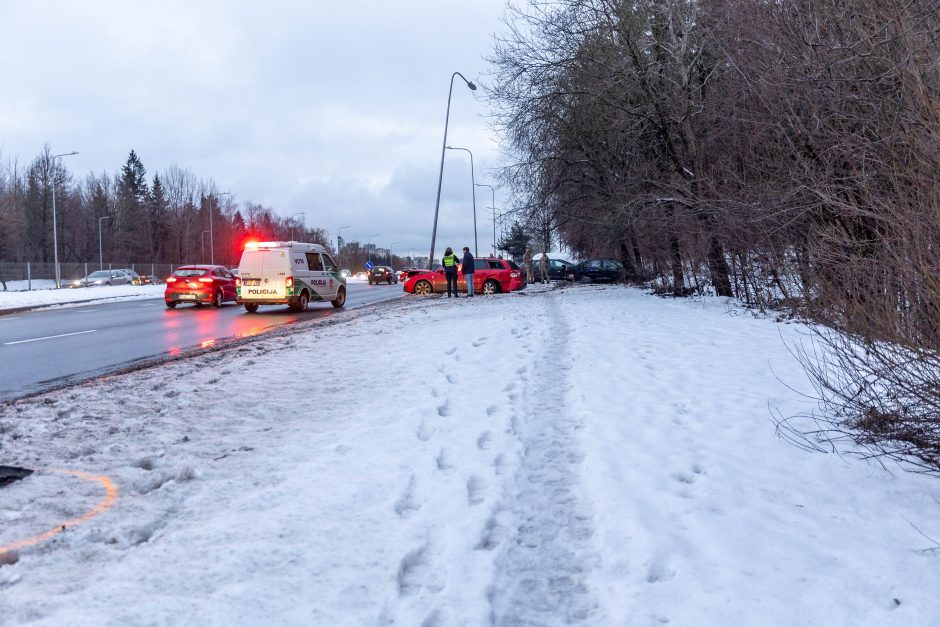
[568,259,625,283]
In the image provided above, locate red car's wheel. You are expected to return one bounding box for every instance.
[414,280,432,295]
[483,279,500,295]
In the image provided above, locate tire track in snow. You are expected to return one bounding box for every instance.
[489,295,599,624]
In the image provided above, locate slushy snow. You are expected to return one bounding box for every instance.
[1,285,938,626]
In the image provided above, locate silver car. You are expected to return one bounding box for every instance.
[68,269,136,287]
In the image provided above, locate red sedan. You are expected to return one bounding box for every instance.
[403,258,525,295]
[164,265,238,308]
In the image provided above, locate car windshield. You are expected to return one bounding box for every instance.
[174,268,208,277]
[87,271,110,279]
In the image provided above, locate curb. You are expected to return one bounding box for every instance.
[0,295,164,317]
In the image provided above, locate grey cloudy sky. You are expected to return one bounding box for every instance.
[0,0,509,258]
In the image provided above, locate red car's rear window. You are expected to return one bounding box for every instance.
[174,268,208,277]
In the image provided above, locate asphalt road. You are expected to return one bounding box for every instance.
[0,282,404,402]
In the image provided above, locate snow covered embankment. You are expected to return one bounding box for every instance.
[1,286,939,626]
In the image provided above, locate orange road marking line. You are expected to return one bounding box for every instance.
[0,469,118,555]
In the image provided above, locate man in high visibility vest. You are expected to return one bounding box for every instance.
[442,247,459,297]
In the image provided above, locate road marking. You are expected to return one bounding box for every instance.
[138,303,157,307]
[0,469,118,556]
[75,309,99,312]
[4,329,97,345]
[0,317,19,320]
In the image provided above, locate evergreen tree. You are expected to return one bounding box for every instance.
[148,173,169,262]
[114,150,149,259]
[497,222,531,261]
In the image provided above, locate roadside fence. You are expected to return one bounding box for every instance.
[0,261,179,291]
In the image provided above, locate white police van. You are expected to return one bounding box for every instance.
[236,241,346,312]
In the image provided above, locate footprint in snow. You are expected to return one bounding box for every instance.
[437,400,451,417]
[394,475,422,517]
[477,431,494,450]
[445,347,458,355]
[416,420,433,442]
[445,374,457,385]
[472,337,487,347]
[436,448,454,472]
[466,476,486,505]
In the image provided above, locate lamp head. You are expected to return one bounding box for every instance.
[467,81,477,91]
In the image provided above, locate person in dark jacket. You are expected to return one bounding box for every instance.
[461,247,475,297]
[442,247,459,297]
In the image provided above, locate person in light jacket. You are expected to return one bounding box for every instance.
[523,247,534,284]
[540,252,550,284]
[462,247,476,297]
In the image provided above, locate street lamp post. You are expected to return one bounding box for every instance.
[291,212,305,241]
[201,230,210,262]
[445,146,477,256]
[98,216,111,270]
[429,71,476,269]
[206,190,230,265]
[337,224,350,250]
[390,241,399,267]
[475,183,496,257]
[368,233,380,263]
[51,150,78,288]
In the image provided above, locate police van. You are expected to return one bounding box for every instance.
[236,241,346,312]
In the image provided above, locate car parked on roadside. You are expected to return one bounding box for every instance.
[368,266,398,284]
[67,269,136,287]
[403,258,525,296]
[117,268,141,284]
[568,258,625,283]
[532,256,576,282]
[398,268,430,284]
[164,265,238,308]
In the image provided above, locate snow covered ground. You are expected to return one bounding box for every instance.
[1,285,938,626]
[0,282,164,311]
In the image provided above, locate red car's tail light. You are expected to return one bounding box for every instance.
[285,276,294,288]
[166,277,177,283]
[198,277,213,283]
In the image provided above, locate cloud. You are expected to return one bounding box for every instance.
[0,0,509,255]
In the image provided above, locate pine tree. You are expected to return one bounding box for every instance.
[115,150,149,259]
[148,173,168,262]
[497,222,531,261]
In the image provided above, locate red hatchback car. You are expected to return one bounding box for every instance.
[403,258,525,295]
[164,265,238,309]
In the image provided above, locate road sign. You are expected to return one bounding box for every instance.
[365,260,374,270]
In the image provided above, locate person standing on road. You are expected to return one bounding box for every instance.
[462,247,476,297]
[442,247,459,298]
[523,247,534,284]
[540,252,550,284]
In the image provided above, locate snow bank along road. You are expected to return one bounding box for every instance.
[1,286,938,626]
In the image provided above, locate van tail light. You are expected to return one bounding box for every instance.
[235,277,241,287]
[285,277,294,288]
[166,277,177,283]
[198,277,214,283]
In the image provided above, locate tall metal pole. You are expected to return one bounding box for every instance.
[429,72,476,270]
[51,151,78,288]
[368,233,380,263]
[446,146,477,256]
[476,183,496,256]
[390,241,399,267]
[207,190,230,265]
[291,212,305,241]
[98,215,111,270]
